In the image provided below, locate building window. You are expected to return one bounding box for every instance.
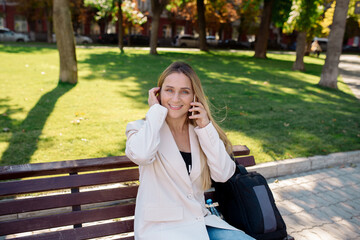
[14,15,28,32]
[106,22,116,34]
[90,23,100,35]
[36,20,43,32]
[162,24,171,38]
[176,26,184,36]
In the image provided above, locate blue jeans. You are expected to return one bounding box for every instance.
[206,226,255,240]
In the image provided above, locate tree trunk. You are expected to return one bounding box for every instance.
[292,31,307,71]
[150,0,168,55]
[150,12,160,54]
[46,19,52,43]
[254,0,274,58]
[197,0,208,51]
[117,0,124,53]
[44,0,53,43]
[319,0,350,89]
[53,0,77,84]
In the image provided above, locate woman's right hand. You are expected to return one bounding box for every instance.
[148,87,161,107]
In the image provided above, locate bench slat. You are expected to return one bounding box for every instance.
[0,204,135,235]
[233,145,250,156]
[10,220,134,240]
[0,169,139,197]
[0,186,138,216]
[0,156,136,180]
[235,155,255,167]
[0,145,250,181]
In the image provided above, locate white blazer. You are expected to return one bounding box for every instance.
[125,104,240,240]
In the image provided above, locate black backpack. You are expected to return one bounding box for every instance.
[214,165,288,240]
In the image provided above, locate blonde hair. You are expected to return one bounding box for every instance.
[157,61,233,190]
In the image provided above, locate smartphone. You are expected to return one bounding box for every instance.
[192,95,197,116]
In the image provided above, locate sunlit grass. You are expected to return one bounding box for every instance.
[0,45,359,165]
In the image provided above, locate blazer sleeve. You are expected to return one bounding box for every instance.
[194,122,235,182]
[125,104,168,166]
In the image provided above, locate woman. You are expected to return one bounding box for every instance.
[125,62,254,240]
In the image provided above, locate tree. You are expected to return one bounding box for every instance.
[319,0,350,88]
[288,0,323,71]
[122,0,147,46]
[206,0,241,40]
[150,0,169,55]
[85,0,146,52]
[197,0,208,51]
[85,0,114,34]
[53,0,78,84]
[254,0,275,58]
[271,0,293,47]
[236,0,261,42]
[115,0,125,52]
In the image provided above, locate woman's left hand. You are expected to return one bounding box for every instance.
[188,102,210,128]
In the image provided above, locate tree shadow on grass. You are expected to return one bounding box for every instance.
[78,50,360,162]
[0,83,75,165]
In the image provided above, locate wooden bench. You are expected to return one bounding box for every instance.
[0,145,255,240]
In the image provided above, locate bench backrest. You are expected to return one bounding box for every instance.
[0,145,254,240]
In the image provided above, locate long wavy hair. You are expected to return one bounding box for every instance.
[157,61,233,190]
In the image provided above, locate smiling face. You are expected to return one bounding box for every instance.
[160,72,194,121]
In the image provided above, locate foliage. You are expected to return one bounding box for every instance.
[85,0,147,33]
[285,0,324,33]
[0,45,359,165]
[236,0,262,37]
[206,0,240,24]
[321,0,360,40]
[272,0,293,28]
[84,0,114,22]
[120,1,147,26]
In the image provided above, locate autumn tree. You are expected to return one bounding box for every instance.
[206,0,240,40]
[53,0,78,84]
[319,0,351,88]
[254,0,274,58]
[150,0,169,55]
[236,0,261,42]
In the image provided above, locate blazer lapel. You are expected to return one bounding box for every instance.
[189,124,202,182]
[158,122,192,186]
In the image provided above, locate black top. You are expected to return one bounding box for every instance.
[180,151,192,175]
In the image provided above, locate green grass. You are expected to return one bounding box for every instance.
[0,44,359,166]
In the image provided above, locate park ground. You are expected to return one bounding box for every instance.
[0,44,359,166]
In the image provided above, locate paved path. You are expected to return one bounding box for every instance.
[339,54,360,99]
[268,164,360,240]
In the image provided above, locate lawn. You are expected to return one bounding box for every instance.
[0,44,359,166]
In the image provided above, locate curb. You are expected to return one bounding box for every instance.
[247,150,360,179]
